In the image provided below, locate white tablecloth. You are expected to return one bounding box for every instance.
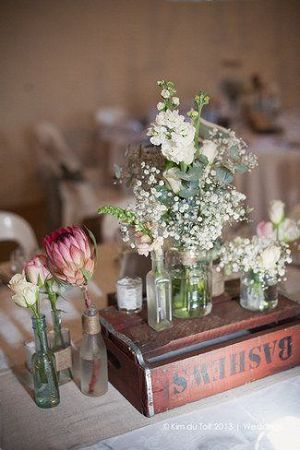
[1,246,300,450]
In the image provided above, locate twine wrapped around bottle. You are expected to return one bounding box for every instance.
[82,311,101,335]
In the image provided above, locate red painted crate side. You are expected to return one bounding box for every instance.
[151,322,300,414]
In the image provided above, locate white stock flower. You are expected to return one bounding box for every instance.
[201,140,218,163]
[261,245,281,270]
[163,168,182,194]
[148,110,196,164]
[8,273,38,308]
[269,200,285,225]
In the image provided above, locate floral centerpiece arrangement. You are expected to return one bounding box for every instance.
[99,80,257,325]
[218,236,292,311]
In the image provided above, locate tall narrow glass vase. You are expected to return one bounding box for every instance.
[31,315,60,408]
[171,250,212,319]
[146,250,172,332]
[50,309,72,384]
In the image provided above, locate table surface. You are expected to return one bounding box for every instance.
[1,243,300,450]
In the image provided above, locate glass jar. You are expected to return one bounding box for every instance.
[48,309,72,384]
[146,250,172,332]
[169,249,212,319]
[31,315,60,408]
[116,277,143,313]
[240,271,278,312]
[80,305,108,396]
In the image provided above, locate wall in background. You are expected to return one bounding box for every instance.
[1,0,300,208]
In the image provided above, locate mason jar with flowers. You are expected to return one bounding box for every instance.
[219,236,292,312]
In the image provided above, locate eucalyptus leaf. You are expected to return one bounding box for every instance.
[179,166,204,182]
[234,164,248,173]
[178,181,199,199]
[216,166,233,185]
[230,145,239,160]
[198,154,209,166]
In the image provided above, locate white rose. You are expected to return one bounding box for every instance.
[278,218,300,242]
[163,168,182,194]
[8,273,27,294]
[157,102,165,111]
[172,97,180,106]
[201,140,218,164]
[269,200,285,225]
[9,273,38,308]
[261,245,281,270]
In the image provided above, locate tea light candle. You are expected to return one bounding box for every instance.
[116,277,143,313]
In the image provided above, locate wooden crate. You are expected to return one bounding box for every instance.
[100,294,300,417]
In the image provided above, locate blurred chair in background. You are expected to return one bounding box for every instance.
[95,106,144,183]
[33,122,103,233]
[0,211,38,260]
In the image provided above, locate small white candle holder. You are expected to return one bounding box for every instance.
[116,277,143,314]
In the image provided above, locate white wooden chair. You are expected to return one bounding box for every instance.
[0,211,38,259]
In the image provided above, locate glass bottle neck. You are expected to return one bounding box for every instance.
[32,316,49,354]
[151,251,165,274]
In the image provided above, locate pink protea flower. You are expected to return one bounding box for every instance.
[43,226,95,287]
[256,221,274,239]
[25,254,51,287]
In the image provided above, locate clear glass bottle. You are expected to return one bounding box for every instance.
[31,315,60,408]
[79,305,108,396]
[240,271,278,311]
[146,250,172,332]
[170,249,212,319]
[49,309,72,384]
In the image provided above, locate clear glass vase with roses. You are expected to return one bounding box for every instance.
[8,272,60,408]
[219,236,292,312]
[25,254,72,384]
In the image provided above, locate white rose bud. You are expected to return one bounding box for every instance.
[161,89,170,99]
[261,245,281,270]
[172,97,180,106]
[163,168,182,194]
[269,200,285,225]
[201,140,218,164]
[9,273,38,308]
[157,102,165,111]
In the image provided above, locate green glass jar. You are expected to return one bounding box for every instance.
[169,249,212,319]
[31,315,60,408]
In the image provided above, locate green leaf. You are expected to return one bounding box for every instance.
[84,225,98,261]
[179,166,204,182]
[198,154,209,166]
[234,163,248,173]
[230,145,239,160]
[165,160,177,171]
[178,181,199,198]
[81,269,92,283]
[216,166,233,185]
